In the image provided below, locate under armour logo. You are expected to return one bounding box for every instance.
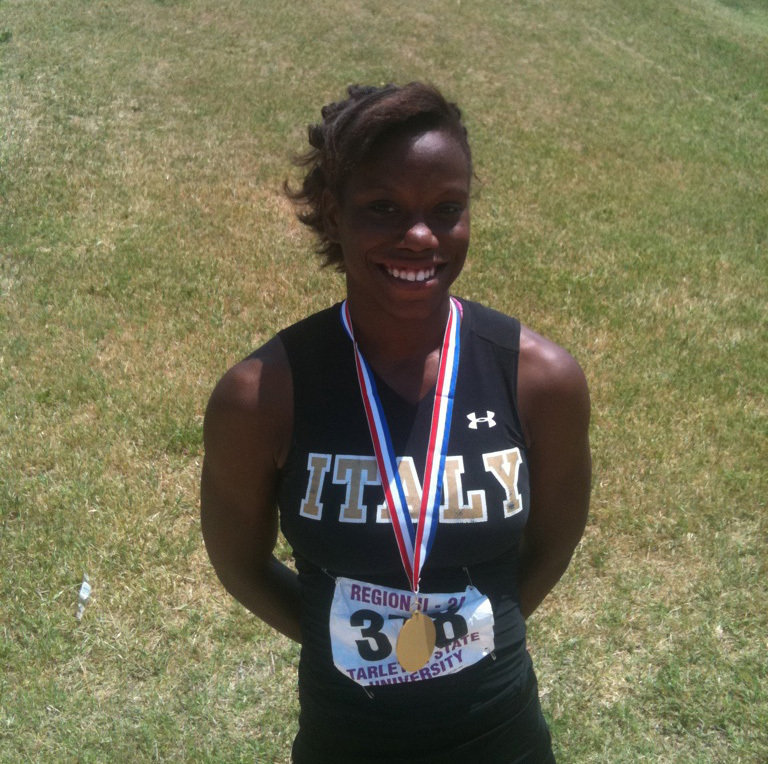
[467,411,496,429]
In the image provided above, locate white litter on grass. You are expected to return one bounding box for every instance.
[75,575,91,621]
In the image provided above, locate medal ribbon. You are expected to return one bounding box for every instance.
[340,298,462,594]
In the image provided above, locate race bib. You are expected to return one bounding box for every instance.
[329,577,495,687]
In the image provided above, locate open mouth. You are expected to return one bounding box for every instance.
[384,264,437,283]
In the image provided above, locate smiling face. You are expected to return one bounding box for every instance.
[325,127,472,324]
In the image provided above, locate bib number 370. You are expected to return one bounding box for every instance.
[351,607,470,661]
[330,577,495,687]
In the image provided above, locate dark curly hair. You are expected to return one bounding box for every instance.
[286,82,472,270]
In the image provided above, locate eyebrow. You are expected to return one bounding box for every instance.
[348,181,470,197]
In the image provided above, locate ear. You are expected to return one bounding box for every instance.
[322,189,341,243]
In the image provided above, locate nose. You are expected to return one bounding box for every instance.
[400,219,439,252]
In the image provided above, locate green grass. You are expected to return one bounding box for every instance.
[1,0,766,761]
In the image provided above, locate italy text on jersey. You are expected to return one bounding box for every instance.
[299,447,524,524]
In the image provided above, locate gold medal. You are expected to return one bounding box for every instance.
[395,610,437,672]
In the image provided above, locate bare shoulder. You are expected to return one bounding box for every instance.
[517,325,590,445]
[206,336,291,413]
[518,325,588,395]
[204,336,293,471]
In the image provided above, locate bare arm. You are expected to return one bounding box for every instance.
[200,337,301,642]
[517,327,592,619]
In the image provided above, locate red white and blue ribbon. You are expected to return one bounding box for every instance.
[340,298,462,594]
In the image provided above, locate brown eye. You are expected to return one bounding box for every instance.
[369,201,398,215]
[435,203,464,218]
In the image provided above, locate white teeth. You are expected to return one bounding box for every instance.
[387,266,435,282]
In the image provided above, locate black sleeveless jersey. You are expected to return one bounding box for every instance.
[277,298,537,760]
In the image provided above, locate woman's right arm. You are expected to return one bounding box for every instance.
[200,337,301,642]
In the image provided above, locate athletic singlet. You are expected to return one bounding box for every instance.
[277,298,538,760]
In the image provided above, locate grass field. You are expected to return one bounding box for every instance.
[1,0,766,761]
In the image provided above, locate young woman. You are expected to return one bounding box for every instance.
[201,83,591,763]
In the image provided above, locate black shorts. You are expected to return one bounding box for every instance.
[291,663,555,764]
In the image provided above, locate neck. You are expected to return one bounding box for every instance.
[345,295,452,363]
[344,296,453,403]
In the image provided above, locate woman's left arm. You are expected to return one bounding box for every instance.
[516,327,592,619]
